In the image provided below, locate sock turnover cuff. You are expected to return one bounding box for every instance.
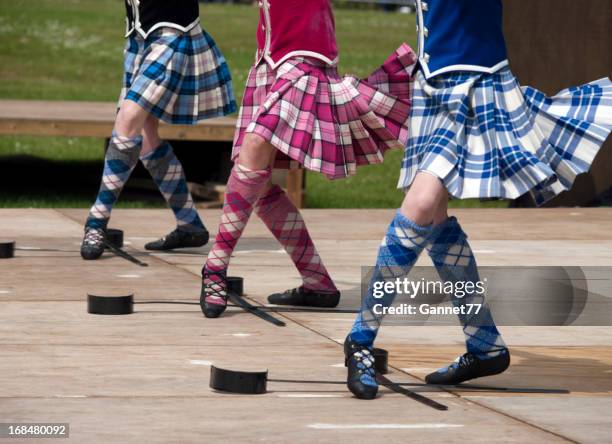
[230,164,273,187]
[430,216,461,236]
[393,209,434,234]
[140,141,172,162]
[110,132,143,150]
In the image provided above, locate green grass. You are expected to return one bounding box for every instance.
[0,136,103,161]
[0,1,413,103]
[0,1,508,208]
[0,195,167,208]
[305,150,509,209]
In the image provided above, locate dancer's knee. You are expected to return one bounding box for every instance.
[400,173,448,225]
[401,191,438,225]
[115,100,149,137]
[238,133,275,170]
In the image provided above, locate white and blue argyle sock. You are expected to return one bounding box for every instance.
[427,217,507,358]
[140,142,205,233]
[349,210,433,346]
[85,133,142,230]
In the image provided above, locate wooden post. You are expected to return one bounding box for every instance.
[503,0,612,206]
[286,169,304,209]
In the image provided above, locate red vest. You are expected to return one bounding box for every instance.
[256,0,339,68]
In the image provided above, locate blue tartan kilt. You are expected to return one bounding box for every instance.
[398,68,612,205]
[119,24,236,125]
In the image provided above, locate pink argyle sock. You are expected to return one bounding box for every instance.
[203,164,272,306]
[255,185,337,293]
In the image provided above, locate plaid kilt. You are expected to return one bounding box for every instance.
[119,24,236,125]
[398,68,612,205]
[232,44,416,180]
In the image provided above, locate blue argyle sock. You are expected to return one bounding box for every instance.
[427,217,507,358]
[140,142,205,233]
[349,210,433,346]
[85,133,142,230]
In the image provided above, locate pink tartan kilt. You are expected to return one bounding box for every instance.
[232,43,417,180]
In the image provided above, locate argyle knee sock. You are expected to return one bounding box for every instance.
[140,142,205,233]
[85,133,142,230]
[203,164,272,305]
[427,217,507,358]
[349,210,433,346]
[255,185,337,293]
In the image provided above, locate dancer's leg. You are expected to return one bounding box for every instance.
[139,114,163,156]
[139,116,209,249]
[201,134,274,318]
[81,101,148,259]
[349,173,446,345]
[345,173,446,399]
[424,200,509,384]
[255,184,340,306]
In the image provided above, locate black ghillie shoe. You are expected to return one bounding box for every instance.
[80,227,106,260]
[425,349,511,385]
[267,287,340,308]
[344,337,378,400]
[145,228,209,251]
[200,270,228,319]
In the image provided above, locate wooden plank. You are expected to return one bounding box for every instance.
[0,99,237,141]
[0,100,120,121]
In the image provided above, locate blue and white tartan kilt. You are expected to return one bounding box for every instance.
[398,68,612,205]
[119,24,236,125]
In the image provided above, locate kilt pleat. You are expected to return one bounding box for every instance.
[399,68,612,205]
[233,44,416,180]
[120,24,236,124]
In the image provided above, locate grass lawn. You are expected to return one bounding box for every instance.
[0,0,508,209]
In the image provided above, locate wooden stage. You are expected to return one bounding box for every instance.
[1,208,611,443]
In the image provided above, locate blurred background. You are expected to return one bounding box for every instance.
[0,0,610,209]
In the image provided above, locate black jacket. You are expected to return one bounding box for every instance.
[125,0,200,38]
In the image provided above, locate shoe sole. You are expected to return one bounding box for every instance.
[203,305,227,318]
[144,240,209,251]
[426,354,511,385]
[267,293,341,308]
[348,386,378,400]
[81,251,104,260]
[200,295,227,319]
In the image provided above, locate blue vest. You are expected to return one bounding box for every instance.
[416,0,509,79]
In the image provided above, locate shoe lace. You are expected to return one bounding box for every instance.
[203,271,228,302]
[451,353,476,370]
[161,229,183,243]
[84,228,104,246]
[351,345,376,377]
